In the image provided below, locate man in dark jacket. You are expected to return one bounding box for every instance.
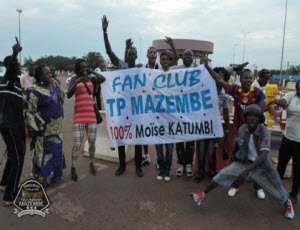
[0,39,26,206]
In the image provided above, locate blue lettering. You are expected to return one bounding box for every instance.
[134,73,146,89]
[154,95,166,113]
[167,73,175,88]
[131,95,143,115]
[166,95,175,113]
[116,98,126,116]
[175,94,190,113]
[175,72,187,86]
[145,95,156,113]
[106,98,116,116]
[190,92,201,111]
[112,77,121,93]
[189,70,201,87]
[153,74,166,89]
[122,75,132,91]
[201,89,213,110]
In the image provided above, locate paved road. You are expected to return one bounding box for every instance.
[0,77,298,230]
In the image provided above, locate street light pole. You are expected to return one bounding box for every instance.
[280,0,288,76]
[242,31,249,63]
[16,9,22,66]
[232,44,237,66]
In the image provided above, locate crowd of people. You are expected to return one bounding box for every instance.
[0,16,299,221]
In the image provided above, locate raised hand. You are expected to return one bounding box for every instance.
[12,36,22,56]
[164,36,174,46]
[199,54,209,67]
[102,15,109,32]
[126,38,133,49]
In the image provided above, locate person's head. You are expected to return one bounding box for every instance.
[28,66,34,77]
[213,67,230,82]
[3,56,14,68]
[243,104,265,131]
[34,65,52,86]
[147,46,157,65]
[240,68,253,91]
[258,69,271,87]
[296,80,300,97]
[75,59,88,77]
[127,46,138,64]
[182,49,194,67]
[160,50,173,71]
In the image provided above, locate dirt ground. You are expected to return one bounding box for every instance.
[0,77,299,230]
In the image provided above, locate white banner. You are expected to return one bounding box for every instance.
[101,65,223,147]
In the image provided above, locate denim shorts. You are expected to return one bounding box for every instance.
[213,161,288,204]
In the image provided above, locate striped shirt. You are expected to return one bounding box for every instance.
[74,80,96,124]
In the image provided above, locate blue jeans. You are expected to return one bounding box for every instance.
[156,144,174,175]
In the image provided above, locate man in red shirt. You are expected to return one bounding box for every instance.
[200,54,275,199]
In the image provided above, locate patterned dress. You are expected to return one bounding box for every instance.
[26,80,65,187]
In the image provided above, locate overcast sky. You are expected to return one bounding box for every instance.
[1,0,299,70]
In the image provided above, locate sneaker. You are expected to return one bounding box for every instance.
[141,154,151,166]
[90,162,97,176]
[0,185,6,192]
[256,189,265,199]
[284,199,294,219]
[164,173,171,181]
[176,164,184,176]
[71,167,78,182]
[115,166,126,176]
[228,187,239,197]
[157,172,164,181]
[190,190,205,206]
[136,168,144,177]
[186,164,193,177]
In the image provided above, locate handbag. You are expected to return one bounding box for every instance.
[83,81,103,124]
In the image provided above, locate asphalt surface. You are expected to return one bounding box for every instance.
[0,77,299,230]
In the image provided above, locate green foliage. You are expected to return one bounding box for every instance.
[22,52,106,71]
[82,52,106,70]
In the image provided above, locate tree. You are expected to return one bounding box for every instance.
[23,56,34,67]
[287,65,300,75]
[82,52,106,70]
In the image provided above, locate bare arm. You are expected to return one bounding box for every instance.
[200,54,226,88]
[165,36,179,66]
[2,37,22,85]
[243,150,268,175]
[67,77,78,99]
[88,69,106,84]
[102,15,119,67]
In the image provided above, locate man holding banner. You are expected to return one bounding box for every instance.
[171,49,197,178]
[102,15,143,177]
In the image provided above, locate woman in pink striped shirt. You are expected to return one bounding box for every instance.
[67,59,105,181]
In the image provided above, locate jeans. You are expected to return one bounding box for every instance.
[196,139,216,176]
[277,135,300,197]
[118,145,142,169]
[176,141,195,166]
[156,144,174,175]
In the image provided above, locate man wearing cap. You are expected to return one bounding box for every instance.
[102,15,143,177]
[252,69,271,94]
[190,104,295,220]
